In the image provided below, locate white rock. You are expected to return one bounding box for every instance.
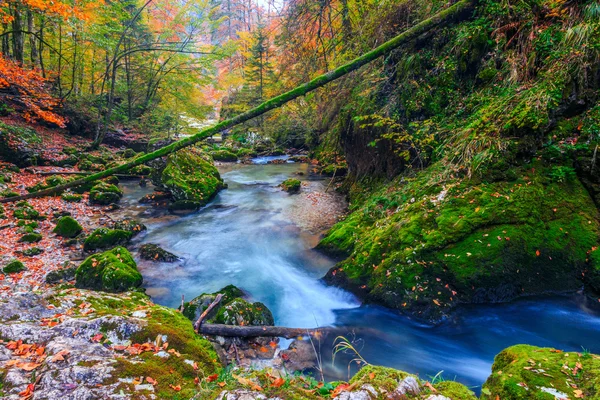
[394,376,420,396]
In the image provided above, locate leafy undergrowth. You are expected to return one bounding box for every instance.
[320,156,600,321]
[482,345,600,399]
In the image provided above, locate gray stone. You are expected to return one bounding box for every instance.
[394,376,421,396]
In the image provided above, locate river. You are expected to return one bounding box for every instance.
[119,157,600,392]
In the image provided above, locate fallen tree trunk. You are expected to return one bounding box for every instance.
[0,0,473,204]
[35,171,143,179]
[199,323,339,339]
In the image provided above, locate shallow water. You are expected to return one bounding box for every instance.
[121,158,600,391]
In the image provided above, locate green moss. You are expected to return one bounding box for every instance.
[161,148,224,205]
[21,247,43,256]
[18,232,42,243]
[236,148,258,158]
[213,298,274,326]
[89,182,123,205]
[182,285,245,322]
[83,228,132,252]
[210,149,238,162]
[129,164,153,175]
[321,160,600,320]
[75,247,142,292]
[13,202,45,220]
[61,192,82,202]
[26,175,68,193]
[280,178,302,193]
[111,219,146,236]
[3,260,25,274]
[53,216,83,238]
[482,345,600,400]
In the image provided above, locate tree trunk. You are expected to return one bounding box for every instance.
[0,0,473,203]
[10,5,23,64]
[199,323,337,339]
[27,10,38,66]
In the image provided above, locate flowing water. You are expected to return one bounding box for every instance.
[120,157,600,392]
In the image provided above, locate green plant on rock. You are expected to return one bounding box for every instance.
[89,182,123,205]
[18,233,42,243]
[3,259,25,274]
[53,216,83,238]
[160,148,224,205]
[75,247,142,292]
[280,178,302,193]
[83,228,132,252]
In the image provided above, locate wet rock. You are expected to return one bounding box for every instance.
[45,266,77,284]
[279,339,318,372]
[394,376,421,396]
[139,243,178,262]
[279,178,301,193]
[110,218,147,237]
[139,191,172,204]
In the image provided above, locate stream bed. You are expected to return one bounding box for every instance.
[119,158,600,391]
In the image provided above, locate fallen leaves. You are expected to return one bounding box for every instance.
[51,349,70,362]
[233,374,263,391]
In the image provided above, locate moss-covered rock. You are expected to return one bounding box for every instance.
[214,299,274,326]
[182,285,245,322]
[321,160,600,321]
[83,228,132,252]
[13,202,45,220]
[75,247,142,292]
[20,247,43,256]
[89,182,123,205]
[61,192,82,202]
[482,345,600,400]
[26,175,68,193]
[53,216,83,238]
[280,178,301,193]
[210,149,238,162]
[111,219,146,236]
[236,148,258,158]
[139,243,178,262]
[160,148,224,206]
[18,232,43,243]
[0,121,42,167]
[3,259,26,274]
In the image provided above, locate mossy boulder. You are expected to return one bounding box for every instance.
[26,175,68,193]
[210,149,238,162]
[18,232,43,243]
[83,228,132,252]
[75,247,142,292]
[236,148,258,158]
[182,285,245,322]
[321,160,600,321]
[214,299,274,326]
[89,182,123,205]
[111,219,147,236]
[280,178,301,193]
[21,247,43,256]
[53,216,83,238]
[3,259,26,274]
[139,243,178,262]
[482,345,600,399]
[159,148,224,206]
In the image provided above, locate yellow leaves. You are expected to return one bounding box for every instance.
[51,349,70,362]
[232,374,263,391]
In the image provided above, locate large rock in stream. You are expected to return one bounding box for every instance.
[150,147,225,212]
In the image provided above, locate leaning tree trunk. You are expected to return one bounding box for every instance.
[0,0,473,204]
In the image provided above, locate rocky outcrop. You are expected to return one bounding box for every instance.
[139,243,178,262]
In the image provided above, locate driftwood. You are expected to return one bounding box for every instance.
[198,323,339,339]
[193,293,224,332]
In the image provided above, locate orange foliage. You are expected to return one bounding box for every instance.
[1,0,80,23]
[0,56,66,127]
